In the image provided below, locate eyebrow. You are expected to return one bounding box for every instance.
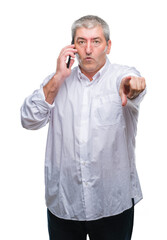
[76,37,102,41]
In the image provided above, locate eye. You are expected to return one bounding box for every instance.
[93,40,100,46]
[78,40,86,46]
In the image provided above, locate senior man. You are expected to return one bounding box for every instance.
[21,15,146,240]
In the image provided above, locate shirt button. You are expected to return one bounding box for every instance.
[83,180,88,186]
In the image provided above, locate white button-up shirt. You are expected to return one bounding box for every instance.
[21,58,146,221]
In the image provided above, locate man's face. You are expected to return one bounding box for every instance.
[74,26,111,79]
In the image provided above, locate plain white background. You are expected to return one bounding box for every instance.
[0,0,167,239]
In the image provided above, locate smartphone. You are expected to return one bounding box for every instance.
[67,38,74,68]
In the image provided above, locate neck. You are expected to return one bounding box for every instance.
[80,69,95,81]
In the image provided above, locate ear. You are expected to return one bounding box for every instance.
[106,40,112,54]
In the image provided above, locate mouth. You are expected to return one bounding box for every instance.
[84,57,94,62]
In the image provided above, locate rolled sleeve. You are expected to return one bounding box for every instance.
[21,75,55,130]
[31,87,55,112]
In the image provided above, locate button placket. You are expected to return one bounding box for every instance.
[79,85,93,219]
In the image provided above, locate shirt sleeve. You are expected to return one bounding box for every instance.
[117,66,146,109]
[20,73,55,130]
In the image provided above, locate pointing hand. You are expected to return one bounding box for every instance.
[119,76,146,106]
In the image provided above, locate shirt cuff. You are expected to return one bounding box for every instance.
[127,88,147,106]
[31,87,55,113]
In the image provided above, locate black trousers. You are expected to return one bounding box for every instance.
[47,203,134,240]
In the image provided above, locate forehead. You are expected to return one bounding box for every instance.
[75,26,105,39]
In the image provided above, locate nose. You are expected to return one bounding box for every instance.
[85,41,92,55]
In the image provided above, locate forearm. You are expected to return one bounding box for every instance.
[43,73,63,105]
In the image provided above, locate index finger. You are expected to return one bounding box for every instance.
[122,76,132,86]
[59,45,77,56]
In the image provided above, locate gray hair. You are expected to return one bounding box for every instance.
[71,15,110,43]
